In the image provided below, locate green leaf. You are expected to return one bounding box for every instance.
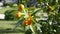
[30,25,36,34]
[31,8,40,16]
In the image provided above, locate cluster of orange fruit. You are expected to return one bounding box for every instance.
[23,17,32,26]
[16,4,32,26]
[23,13,32,26]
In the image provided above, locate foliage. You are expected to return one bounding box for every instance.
[7,3,13,7]
[4,10,19,20]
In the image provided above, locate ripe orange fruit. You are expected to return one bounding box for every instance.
[23,13,32,26]
[18,4,24,11]
[23,18,32,26]
[16,12,21,18]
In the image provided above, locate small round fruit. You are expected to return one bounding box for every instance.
[16,12,21,18]
[18,4,24,11]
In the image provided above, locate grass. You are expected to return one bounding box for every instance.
[0,20,25,34]
[0,20,16,29]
